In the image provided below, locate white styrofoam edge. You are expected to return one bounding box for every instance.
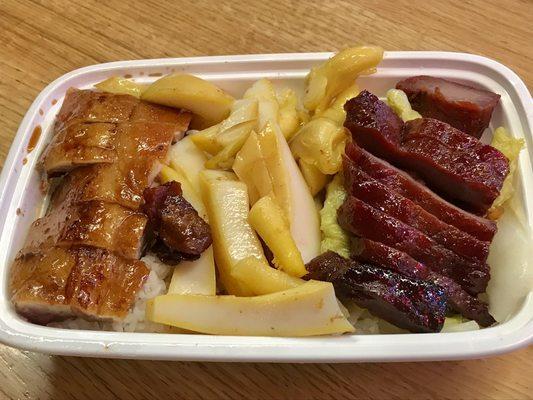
[0,51,532,362]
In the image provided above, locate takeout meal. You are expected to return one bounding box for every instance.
[9,46,527,336]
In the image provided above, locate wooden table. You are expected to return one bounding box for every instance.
[0,1,532,399]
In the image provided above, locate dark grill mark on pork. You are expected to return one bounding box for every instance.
[344,91,509,215]
[337,196,490,295]
[306,251,447,333]
[345,143,496,241]
[142,181,212,265]
[396,75,500,138]
[350,238,495,326]
[428,272,495,327]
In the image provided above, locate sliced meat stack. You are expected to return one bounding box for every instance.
[9,89,192,324]
[326,87,506,329]
[337,195,490,295]
[396,75,500,138]
[344,90,508,215]
[344,144,497,242]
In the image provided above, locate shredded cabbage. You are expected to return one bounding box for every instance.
[319,174,350,258]
[386,89,421,121]
[442,315,480,332]
[488,127,524,218]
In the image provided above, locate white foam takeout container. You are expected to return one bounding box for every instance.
[0,52,532,362]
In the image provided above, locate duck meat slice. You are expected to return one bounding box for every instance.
[350,237,429,280]
[344,91,509,215]
[41,122,118,175]
[55,89,138,130]
[50,121,180,210]
[142,181,212,265]
[306,251,447,333]
[43,110,191,178]
[396,75,500,138]
[22,200,147,260]
[344,157,490,263]
[337,196,490,295]
[66,247,149,320]
[428,272,495,327]
[345,143,496,241]
[9,247,149,324]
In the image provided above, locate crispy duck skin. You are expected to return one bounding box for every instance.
[350,238,429,280]
[337,196,490,295]
[43,89,192,176]
[42,122,118,174]
[22,201,147,260]
[345,143,496,241]
[9,247,149,324]
[47,121,184,210]
[142,181,213,265]
[344,91,509,215]
[306,251,447,333]
[344,157,490,263]
[396,75,500,139]
[54,89,138,129]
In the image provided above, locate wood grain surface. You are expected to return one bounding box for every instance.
[0,0,532,399]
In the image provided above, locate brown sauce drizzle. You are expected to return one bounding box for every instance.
[27,125,42,153]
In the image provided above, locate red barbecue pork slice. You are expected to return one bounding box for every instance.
[350,238,494,327]
[343,157,490,264]
[345,143,496,241]
[396,75,500,138]
[350,237,429,280]
[306,251,447,333]
[344,91,509,215]
[337,196,490,295]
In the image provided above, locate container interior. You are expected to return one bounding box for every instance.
[0,53,531,359]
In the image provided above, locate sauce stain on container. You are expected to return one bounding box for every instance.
[51,99,57,105]
[16,208,23,216]
[124,74,132,79]
[39,109,44,116]
[27,125,42,153]
[148,72,163,77]
[22,158,28,165]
